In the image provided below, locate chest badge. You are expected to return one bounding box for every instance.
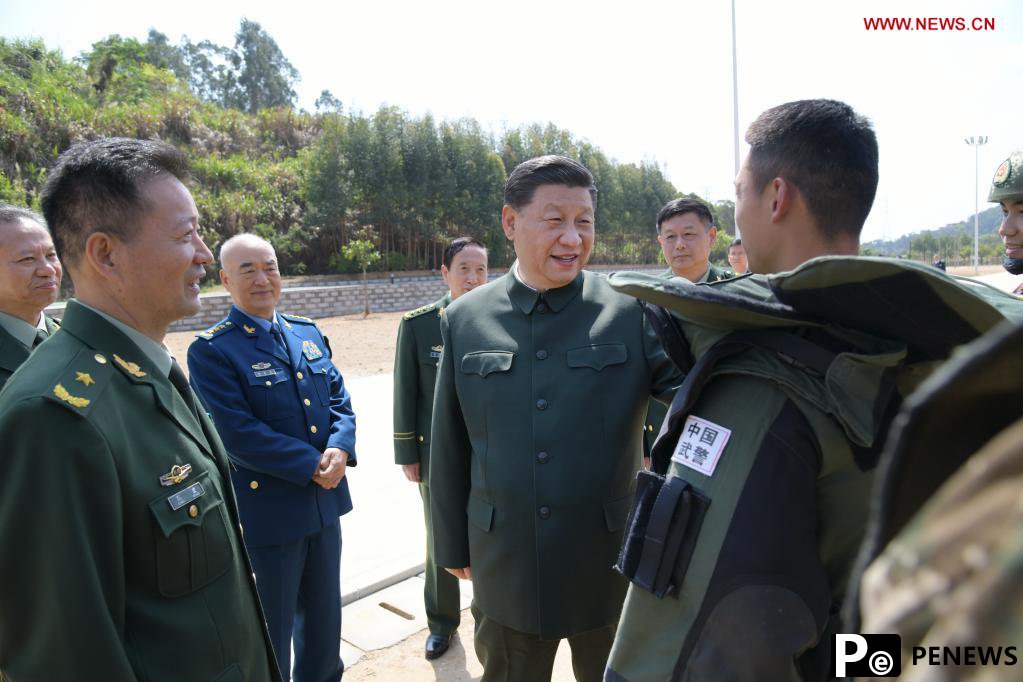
[302,340,324,360]
[243,324,256,334]
[160,463,193,487]
[671,416,732,477]
[251,362,272,371]
[430,344,443,359]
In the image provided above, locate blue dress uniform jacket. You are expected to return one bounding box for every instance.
[187,306,357,548]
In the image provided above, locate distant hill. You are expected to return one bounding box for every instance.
[863,206,1004,263]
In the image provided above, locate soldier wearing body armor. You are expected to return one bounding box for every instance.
[604,100,1022,681]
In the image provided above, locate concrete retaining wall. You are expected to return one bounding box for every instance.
[46,264,666,332]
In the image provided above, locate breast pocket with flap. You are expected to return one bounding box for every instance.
[566,343,628,371]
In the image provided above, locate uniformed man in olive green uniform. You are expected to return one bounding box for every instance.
[0,204,62,389]
[0,138,280,681]
[429,156,680,682]
[393,236,488,660]
[643,198,732,459]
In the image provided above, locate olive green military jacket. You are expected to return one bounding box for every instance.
[0,301,280,682]
[0,314,59,390]
[429,271,680,639]
[643,266,733,456]
[393,293,451,482]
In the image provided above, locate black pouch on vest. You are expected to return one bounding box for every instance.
[614,470,710,599]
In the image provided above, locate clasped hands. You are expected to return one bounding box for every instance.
[313,447,349,489]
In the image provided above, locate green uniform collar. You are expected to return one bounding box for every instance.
[64,301,173,377]
[507,270,584,315]
[0,310,47,350]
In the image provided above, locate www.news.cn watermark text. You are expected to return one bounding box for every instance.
[864,17,996,31]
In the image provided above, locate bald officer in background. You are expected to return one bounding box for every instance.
[188,233,356,682]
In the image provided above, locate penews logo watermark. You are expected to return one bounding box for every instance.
[835,634,1019,677]
[835,634,902,677]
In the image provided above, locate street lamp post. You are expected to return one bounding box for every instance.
[965,136,988,274]
[731,0,740,239]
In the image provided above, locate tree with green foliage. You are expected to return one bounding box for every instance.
[233,19,299,113]
[341,227,382,316]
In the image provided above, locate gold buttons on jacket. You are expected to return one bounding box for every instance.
[296,371,304,380]
[250,481,259,490]
[304,398,311,406]
[265,381,272,387]
[188,504,199,518]
[310,425,318,434]
[418,435,425,443]
[94,353,107,364]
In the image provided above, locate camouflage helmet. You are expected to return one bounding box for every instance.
[987,149,1023,203]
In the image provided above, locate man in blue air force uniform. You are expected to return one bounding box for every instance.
[188,233,356,682]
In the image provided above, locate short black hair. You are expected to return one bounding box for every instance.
[0,203,45,228]
[729,237,742,248]
[40,137,191,268]
[655,197,715,233]
[744,99,878,239]
[443,236,487,269]
[504,155,597,211]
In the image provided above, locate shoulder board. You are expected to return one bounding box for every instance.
[196,319,235,340]
[403,303,437,321]
[41,347,114,417]
[281,313,316,325]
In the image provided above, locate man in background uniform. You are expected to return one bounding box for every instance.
[393,236,488,660]
[430,155,680,681]
[188,233,356,682]
[643,198,731,462]
[727,237,748,274]
[0,204,62,389]
[654,198,730,283]
[989,149,1023,295]
[0,137,280,680]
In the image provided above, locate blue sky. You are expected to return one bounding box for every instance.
[3,0,1021,241]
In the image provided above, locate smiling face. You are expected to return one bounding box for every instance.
[998,199,1023,261]
[658,212,717,281]
[0,216,62,323]
[220,237,282,320]
[502,184,594,291]
[442,244,488,300]
[114,175,213,334]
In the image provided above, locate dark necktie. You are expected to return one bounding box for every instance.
[169,358,200,420]
[32,328,48,349]
[270,324,289,363]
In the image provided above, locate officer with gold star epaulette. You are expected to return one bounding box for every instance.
[393,236,488,660]
[0,139,280,680]
[188,234,356,681]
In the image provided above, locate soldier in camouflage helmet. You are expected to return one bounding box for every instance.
[988,150,1023,287]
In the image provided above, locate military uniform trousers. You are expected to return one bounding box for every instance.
[248,521,343,682]
[472,604,615,682]
[420,482,461,636]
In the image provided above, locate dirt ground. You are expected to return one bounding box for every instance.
[344,607,575,682]
[166,311,405,379]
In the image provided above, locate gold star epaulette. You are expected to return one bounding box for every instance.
[196,320,234,340]
[281,313,315,325]
[43,347,113,416]
[403,303,437,321]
